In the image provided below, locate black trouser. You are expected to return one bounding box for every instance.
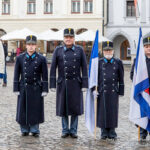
[140,127,148,138]
[101,128,117,138]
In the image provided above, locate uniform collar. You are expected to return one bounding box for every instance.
[146,56,150,61]
[104,57,114,63]
[64,45,75,51]
[26,52,36,59]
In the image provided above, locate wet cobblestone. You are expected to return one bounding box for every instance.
[0,65,150,150]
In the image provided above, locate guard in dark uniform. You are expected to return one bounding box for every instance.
[13,35,48,137]
[130,36,150,140]
[50,28,88,138]
[96,41,124,140]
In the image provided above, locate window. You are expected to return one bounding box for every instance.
[2,0,10,14]
[27,0,36,14]
[126,1,135,17]
[44,0,53,14]
[84,0,93,13]
[71,0,80,13]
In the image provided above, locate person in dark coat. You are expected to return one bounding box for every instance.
[94,41,124,140]
[50,28,88,138]
[130,36,150,140]
[2,42,7,87]
[13,35,48,137]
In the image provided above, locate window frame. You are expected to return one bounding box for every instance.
[27,0,36,14]
[44,0,53,14]
[2,0,10,15]
[126,0,135,17]
[71,0,80,14]
[83,0,93,13]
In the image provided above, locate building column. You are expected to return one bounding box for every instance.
[109,0,113,24]
[36,0,43,17]
[80,0,83,14]
[140,0,146,23]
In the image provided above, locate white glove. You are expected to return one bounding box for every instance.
[14,92,20,96]
[41,92,48,97]
[119,95,124,97]
[93,90,99,100]
[50,88,56,92]
[82,88,87,92]
[0,79,2,84]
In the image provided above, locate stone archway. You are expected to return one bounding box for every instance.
[108,30,133,61]
[0,29,6,37]
[112,35,131,60]
[76,28,88,35]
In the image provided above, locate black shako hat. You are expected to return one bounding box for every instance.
[26,35,37,44]
[64,28,75,37]
[103,41,113,50]
[143,36,150,46]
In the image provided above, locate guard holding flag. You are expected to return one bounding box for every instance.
[130,36,150,140]
[13,35,48,137]
[96,41,124,139]
[50,28,88,138]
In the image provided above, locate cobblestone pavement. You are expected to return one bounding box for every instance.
[1,65,150,150]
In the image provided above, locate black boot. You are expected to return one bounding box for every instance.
[140,128,147,140]
[108,128,117,140]
[101,128,109,140]
[21,132,29,136]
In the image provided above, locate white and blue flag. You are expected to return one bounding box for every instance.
[85,30,99,133]
[129,28,150,131]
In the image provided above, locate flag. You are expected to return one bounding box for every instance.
[134,0,137,7]
[134,0,140,18]
[85,30,99,133]
[129,27,150,131]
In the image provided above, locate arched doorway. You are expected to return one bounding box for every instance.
[113,35,131,61]
[120,40,131,60]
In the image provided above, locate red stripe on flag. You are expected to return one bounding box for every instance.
[134,0,137,7]
[145,88,150,95]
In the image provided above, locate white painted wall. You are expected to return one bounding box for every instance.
[0,0,103,52]
[106,0,150,58]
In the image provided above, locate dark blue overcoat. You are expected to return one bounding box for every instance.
[97,57,124,128]
[13,52,48,125]
[50,45,88,117]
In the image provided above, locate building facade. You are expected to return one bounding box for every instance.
[105,0,150,64]
[0,0,103,57]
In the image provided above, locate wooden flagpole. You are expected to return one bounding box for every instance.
[138,126,140,141]
[94,86,98,139]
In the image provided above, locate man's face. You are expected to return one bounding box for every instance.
[103,49,114,59]
[26,43,37,54]
[64,36,75,47]
[144,44,150,57]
